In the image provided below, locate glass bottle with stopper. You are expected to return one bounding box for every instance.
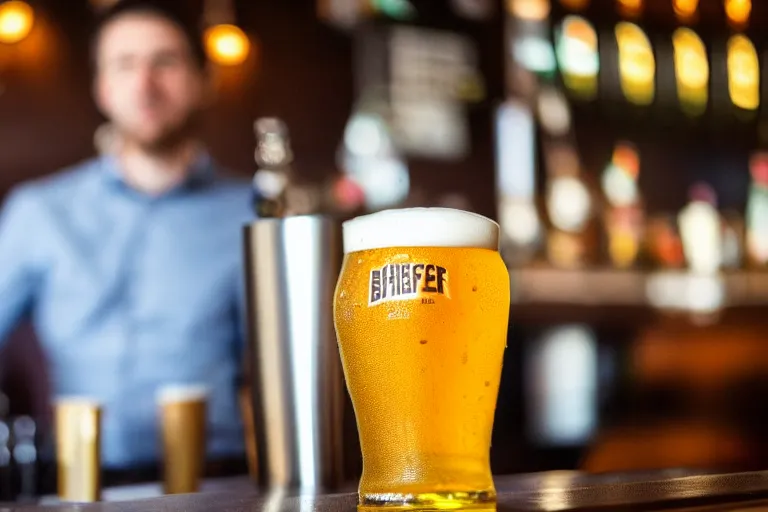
[251,118,294,218]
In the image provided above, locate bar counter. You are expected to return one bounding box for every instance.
[7,469,768,511]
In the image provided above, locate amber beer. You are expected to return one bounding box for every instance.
[157,386,208,494]
[54,398,102,502]
[334,208,510,508]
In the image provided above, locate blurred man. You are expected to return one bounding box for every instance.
[0,0,251,471]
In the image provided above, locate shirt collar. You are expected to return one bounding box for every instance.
[100,150,217,194]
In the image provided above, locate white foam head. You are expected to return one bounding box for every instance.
[53,396,102,409]
[156,384,209,404]
[342,207,500,253]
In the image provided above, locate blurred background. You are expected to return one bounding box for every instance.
[1,0,768,494]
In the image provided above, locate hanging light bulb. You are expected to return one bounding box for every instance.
[673,0,699,22]
[725,0,751,28]
[673,28,708,115]
[615,22,655,106]
[508,0,550,20]
[0,0,34,44]
[203,0,252,66]
[727,34,759,111]
[555,15,599,99]
[204,24,251,66]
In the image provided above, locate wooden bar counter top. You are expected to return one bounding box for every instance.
[6,469,768,511]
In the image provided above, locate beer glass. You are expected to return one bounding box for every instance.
[334,208,510,508]
[157,385,208,494]
[54,398,102,502]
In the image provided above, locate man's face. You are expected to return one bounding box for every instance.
[95,13,207,151]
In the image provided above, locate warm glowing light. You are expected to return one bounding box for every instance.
[556,16,599,99]
[617,0,643,18]
[559,0,590,10]
[673,29,708,90]
[725,0,751,28]
[508,0,551,20]
[747,152,768,265]
[538,87,571,136]
[0,1,34,44]
[673,28,708,115]
[527,326,597,445]
[679,183,723,275]
[204,24,251,66]
[548,176,592,233]
[673,0,699,22]
[512,14,556,75]
[612,142,640,178]
[727,34,759,111]
[615,22,655,106]
[562,16,598,52]
[514,34,557,75]
[603,142,640,208]
[606,209,642,269]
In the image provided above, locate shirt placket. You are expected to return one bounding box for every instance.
[115,194,157,457]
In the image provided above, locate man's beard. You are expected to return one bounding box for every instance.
[116,110,202,155]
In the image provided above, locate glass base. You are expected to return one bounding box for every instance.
[358,490,496,511]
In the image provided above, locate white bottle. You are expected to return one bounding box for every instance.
[678,183,722,274]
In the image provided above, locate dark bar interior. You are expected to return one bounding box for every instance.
[1,0,768,509]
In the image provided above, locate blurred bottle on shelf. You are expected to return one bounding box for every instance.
[746,152,768,266]
[721,212,745,270]
[496,100,542,266]
[543,141,597,269]
[252,118,325,217]
[645,215,685,269]
[323,174,365,216]
[601,142,644,269]
[251,118,294,219]
[679,183,722,274]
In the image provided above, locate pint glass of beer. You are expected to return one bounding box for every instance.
[54,398,102,502]
[157,385,208,494]
[334,208,510,508]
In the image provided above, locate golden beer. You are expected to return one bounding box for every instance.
[334,208,510,509]
[55,398,102,503]
[157,385,208,495]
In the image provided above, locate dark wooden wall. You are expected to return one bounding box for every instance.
[0,0,355,189]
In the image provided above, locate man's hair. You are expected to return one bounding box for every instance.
[91,0,208,70]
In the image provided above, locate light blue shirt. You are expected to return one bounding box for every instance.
[0,154,253,468]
